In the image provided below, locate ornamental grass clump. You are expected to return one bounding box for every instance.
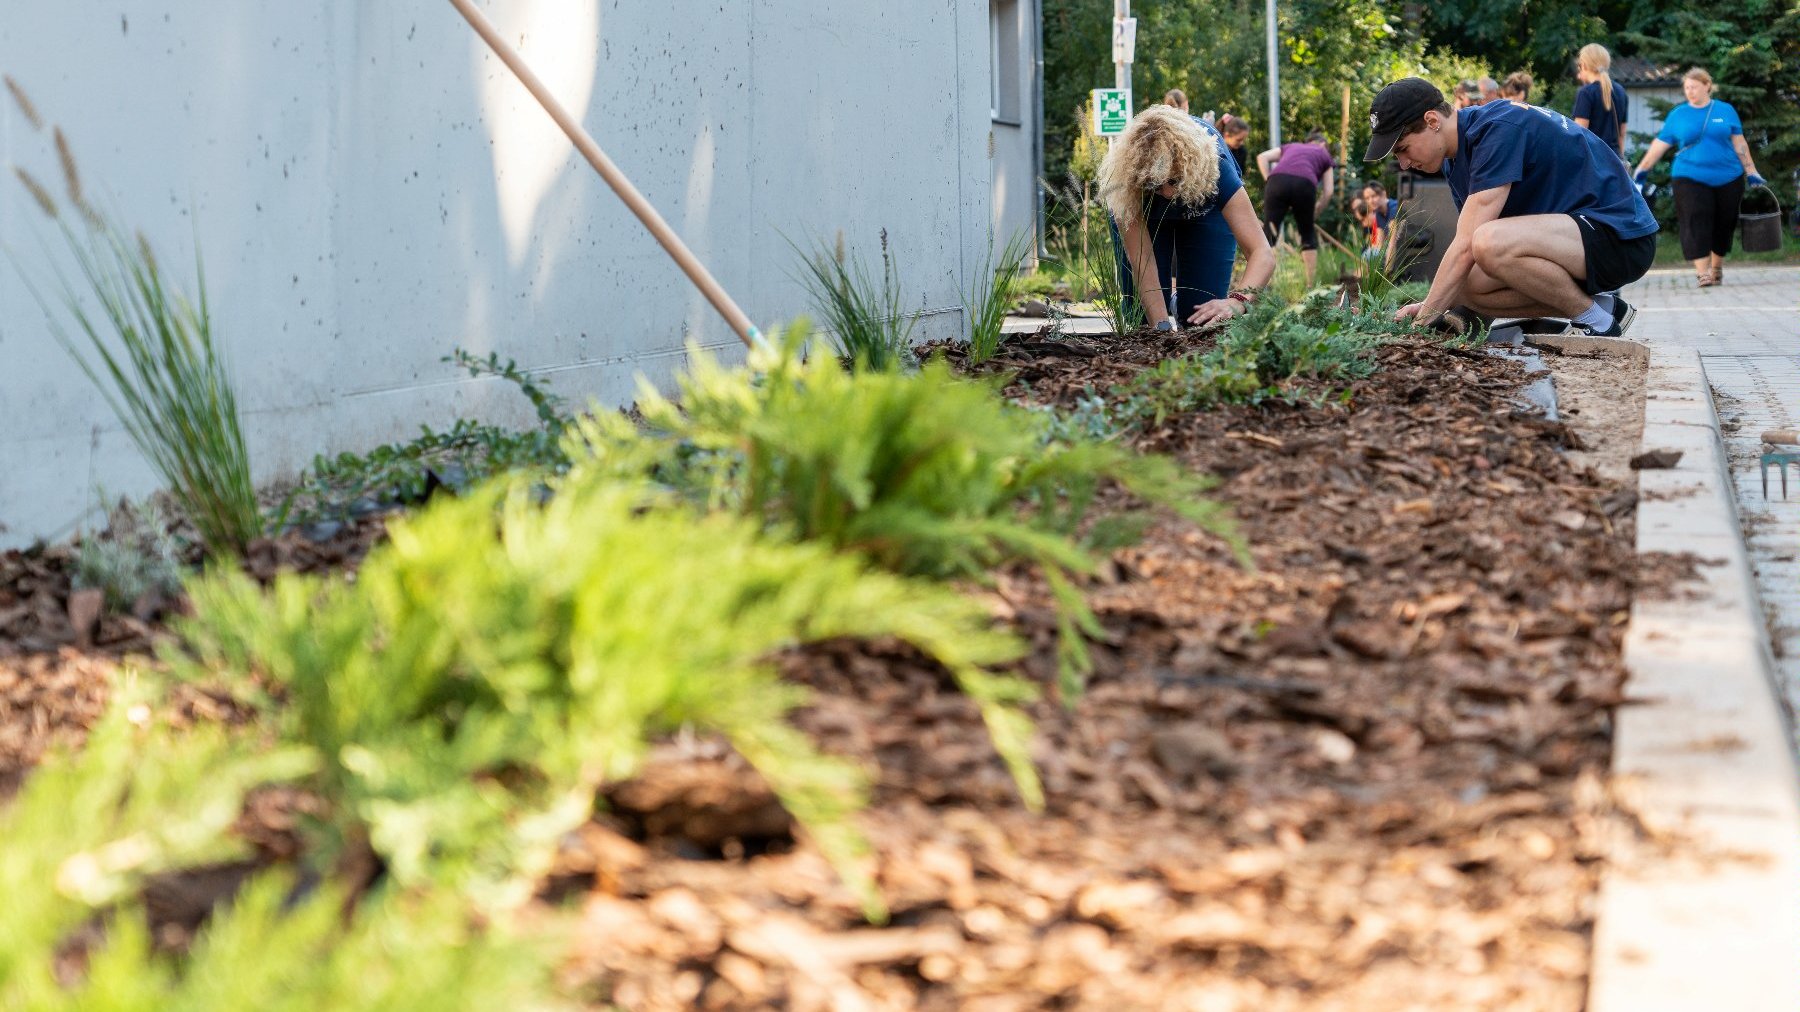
[788,230,917,371]
[564,323,1240,700]
[9,105,260,556]
[176,468,1031,918]
[0,690,558,1012]
[967,230,1034,364]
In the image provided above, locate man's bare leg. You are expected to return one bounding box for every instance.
[1468,214,1592,318]
[1462,262,1568,319]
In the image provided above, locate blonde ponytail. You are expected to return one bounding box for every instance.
[1579,43,1615,112]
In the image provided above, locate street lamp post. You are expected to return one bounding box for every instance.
[1266,0,1280,148]
[1114,0,1131,92]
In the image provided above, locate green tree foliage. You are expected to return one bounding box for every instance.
[1418,0,1633,85]
[1043,0,1481,189]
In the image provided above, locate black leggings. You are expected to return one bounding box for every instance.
[1673,176,1746,260]
[1262,174,1319,251]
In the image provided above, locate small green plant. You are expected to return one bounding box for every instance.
[1081,212,1145,336]
[0,689,558,1012]
[282,348,571,525]
[446,348,568,430]
[564,323,1240,700]
[1111,285,1434,427]
[968,230,1034,365]
[177,466,1032,919]
[12,121,260,556]
[73,497,185,612]
[789,229,916,371]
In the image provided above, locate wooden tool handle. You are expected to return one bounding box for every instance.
[446,0,761,349]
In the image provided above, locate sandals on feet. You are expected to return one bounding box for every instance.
[1697,270,1719,287]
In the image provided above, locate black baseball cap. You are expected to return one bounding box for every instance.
[1364,78,1447,161]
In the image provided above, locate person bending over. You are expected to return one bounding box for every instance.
[1256,129,1335,286]
[1363,77,1658,337]
[1099,105,1277,332]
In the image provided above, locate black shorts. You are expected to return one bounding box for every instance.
[1262,174,1319,251]
[1571,213,1656,295]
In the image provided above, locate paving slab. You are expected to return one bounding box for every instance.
[1572,266,1800,1010]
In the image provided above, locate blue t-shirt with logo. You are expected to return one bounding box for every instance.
[1443,102,1659,240]
[1657,101,1744,188]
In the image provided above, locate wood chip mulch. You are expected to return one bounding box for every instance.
[553,333,1672,1011]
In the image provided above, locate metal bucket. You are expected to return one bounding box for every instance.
[1741,183,1785,253]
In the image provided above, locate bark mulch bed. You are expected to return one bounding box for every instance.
[0,331,1677,1010]
[552,333,1666,1011]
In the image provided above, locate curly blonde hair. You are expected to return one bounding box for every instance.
[1097,105,1221,228]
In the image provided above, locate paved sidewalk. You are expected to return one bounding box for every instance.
[1624,264,1800,725]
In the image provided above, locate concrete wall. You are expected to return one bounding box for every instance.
[988,0,1039,254]
[0,0,991,547]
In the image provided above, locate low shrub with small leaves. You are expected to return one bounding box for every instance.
[564,323,1240,699]
[177,466,1033,918]
[1112,283,1435,427]
[282,349,571,524]
[73,498,185,612]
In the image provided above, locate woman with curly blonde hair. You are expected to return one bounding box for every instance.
[1099,105,1275,331]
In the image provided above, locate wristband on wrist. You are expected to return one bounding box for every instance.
[1228,290,1256,306]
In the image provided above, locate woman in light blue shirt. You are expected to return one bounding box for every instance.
[1633,67,1768,286]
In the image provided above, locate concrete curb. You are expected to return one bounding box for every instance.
[1550,339,1800,1011]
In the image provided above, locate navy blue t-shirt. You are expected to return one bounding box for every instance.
[1572,80,1629,154]
[1443,102,1658,240]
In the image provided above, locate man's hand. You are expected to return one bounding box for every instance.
[1188,298,1244,328]
[1395,302,1427,324]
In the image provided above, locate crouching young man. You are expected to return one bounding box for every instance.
[1363,77,1658,337]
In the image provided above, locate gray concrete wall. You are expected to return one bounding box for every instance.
[988,0,1039,253]
[0,0,991,547]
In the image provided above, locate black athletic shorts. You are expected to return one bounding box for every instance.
[1262,174,1319,251]
[1571,213,1656,295]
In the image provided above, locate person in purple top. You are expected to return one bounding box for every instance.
[1256,130,1336,286]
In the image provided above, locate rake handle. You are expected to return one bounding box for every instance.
[446,0,761,349]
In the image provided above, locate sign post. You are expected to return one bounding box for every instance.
[1091,88,1133,138]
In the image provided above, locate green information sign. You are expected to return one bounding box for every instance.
[1092,88,1133,137]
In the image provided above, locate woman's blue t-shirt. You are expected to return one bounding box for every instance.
[1657,101,1744,188]
[1443,102,1659,240]
[1572,80,1628,154]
